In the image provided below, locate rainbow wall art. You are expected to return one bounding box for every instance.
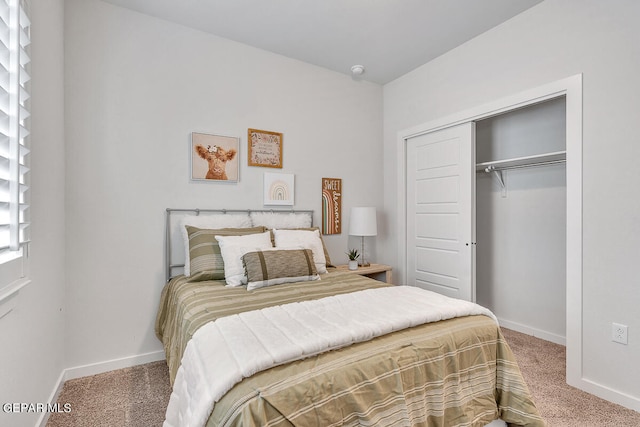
[264,172,294,206]
[322,178,341,234]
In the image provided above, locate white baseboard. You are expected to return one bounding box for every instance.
[573,377,640,413]
[36,370,66,427]
[63,350,166,381]
[38,350,166,427]
[498,317,566,346]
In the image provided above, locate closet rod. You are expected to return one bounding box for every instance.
[481,159,565,173]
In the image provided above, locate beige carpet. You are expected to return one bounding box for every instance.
[47,328,640,426]
[46,361,170,427]
[500,328,640,426]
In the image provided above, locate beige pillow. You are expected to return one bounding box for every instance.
[180,214,252,276]
[186,226,266,281]
[243,249,319,291]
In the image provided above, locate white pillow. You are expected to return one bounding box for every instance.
[250,211,312,229]
[215,231,273,286]
[273,228,327,274]
[179,214,251,276]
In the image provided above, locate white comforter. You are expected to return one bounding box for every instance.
[163,285,497,427]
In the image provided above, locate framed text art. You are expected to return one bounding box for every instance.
[322,177,342,234]
[248,128,283,168]
[191,132,239,182]
[264,172,294,206]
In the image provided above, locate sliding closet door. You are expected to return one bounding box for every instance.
[406,122,475,301]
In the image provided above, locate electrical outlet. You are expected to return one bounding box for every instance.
[612,323,628,345]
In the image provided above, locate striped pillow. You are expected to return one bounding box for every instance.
[186,226,266,281]
[243,249,320,291]
[273,228,327,274]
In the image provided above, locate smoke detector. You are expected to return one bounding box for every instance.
[350,65,365,76]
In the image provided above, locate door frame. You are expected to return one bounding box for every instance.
[396,74,583,389]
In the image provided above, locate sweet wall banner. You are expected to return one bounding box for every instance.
[322,178,341,234]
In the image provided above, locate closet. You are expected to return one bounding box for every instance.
[405,96,566,344]
[475,97,566,344]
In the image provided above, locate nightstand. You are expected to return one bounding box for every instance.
[335,263,393,284]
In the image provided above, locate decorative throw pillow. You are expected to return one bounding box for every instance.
[215,231,273,286]
[250,211,312,229]
[268,227,333,267]
[180,214,252,276]
[243,249,320,291]
[186,226,266,281]
[272,228,328,274]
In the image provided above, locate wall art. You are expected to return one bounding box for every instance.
[191,132,239,182]
[321,177,342,234]
[248,128,283,168]
[264,172,294,206]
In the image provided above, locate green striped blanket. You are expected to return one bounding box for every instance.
[155,271,545,426]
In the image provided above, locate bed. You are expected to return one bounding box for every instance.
[156,209,544,427]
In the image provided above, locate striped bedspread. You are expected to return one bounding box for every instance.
[155,271,545,427]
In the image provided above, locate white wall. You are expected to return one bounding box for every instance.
[64,0,383,370]
[0,1,67,426]
[476,98,566,344]
[383,0,640,410]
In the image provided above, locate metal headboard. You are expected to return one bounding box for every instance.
[165,208,314,282]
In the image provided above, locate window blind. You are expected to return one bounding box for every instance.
[0,0,30,255]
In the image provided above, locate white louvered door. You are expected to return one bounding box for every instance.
[406,122,475,301]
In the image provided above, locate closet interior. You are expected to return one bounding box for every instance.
[475,96,567,345]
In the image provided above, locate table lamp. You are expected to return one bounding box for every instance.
[349,207,377,267]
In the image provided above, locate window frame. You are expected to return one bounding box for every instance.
[0,0,31,303]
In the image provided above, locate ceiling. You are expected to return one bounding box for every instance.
[99,0,543,84]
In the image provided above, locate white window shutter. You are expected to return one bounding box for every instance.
[0,0,29,255]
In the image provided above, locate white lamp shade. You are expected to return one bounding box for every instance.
[349,207,377,236]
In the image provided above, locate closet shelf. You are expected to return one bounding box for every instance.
[476,150,566,172]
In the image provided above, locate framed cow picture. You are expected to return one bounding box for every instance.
[191,132,239,182]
